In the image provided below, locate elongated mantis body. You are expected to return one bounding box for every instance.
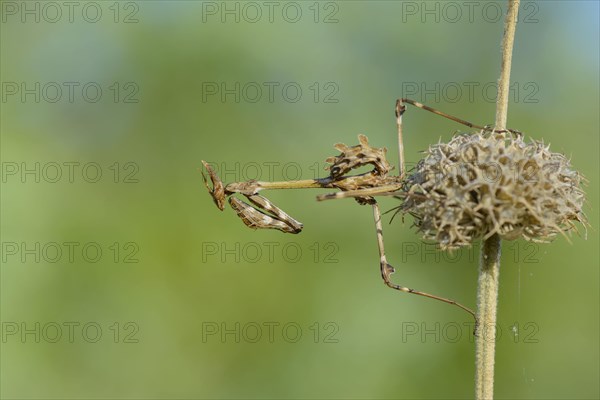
[201,99,521,323]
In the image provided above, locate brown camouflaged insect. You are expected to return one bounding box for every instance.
[201,99,530,322]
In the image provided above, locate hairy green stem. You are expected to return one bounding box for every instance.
[475,233,502,399]
[494,0,520,131]
[475,1,520,399]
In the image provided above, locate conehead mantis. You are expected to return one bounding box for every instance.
[201,99,523,323]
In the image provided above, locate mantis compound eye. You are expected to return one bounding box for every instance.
[200,160,226,211]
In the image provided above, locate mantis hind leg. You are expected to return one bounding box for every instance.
[371,200,478,323]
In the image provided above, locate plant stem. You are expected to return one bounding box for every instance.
[475,233,502,400]
[475,1,520,399]
[495,0,521,131]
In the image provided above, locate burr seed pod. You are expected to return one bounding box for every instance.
[401,131,587,250]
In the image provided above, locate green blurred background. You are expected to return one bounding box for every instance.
[1,1,598,399]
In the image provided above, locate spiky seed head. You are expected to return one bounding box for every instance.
[401,131,587,250]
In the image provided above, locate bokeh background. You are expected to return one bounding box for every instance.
[1,1,598,399]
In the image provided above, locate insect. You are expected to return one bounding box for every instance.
[201,99,522,323]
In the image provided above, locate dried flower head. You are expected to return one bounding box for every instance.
[401,131,587,250]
